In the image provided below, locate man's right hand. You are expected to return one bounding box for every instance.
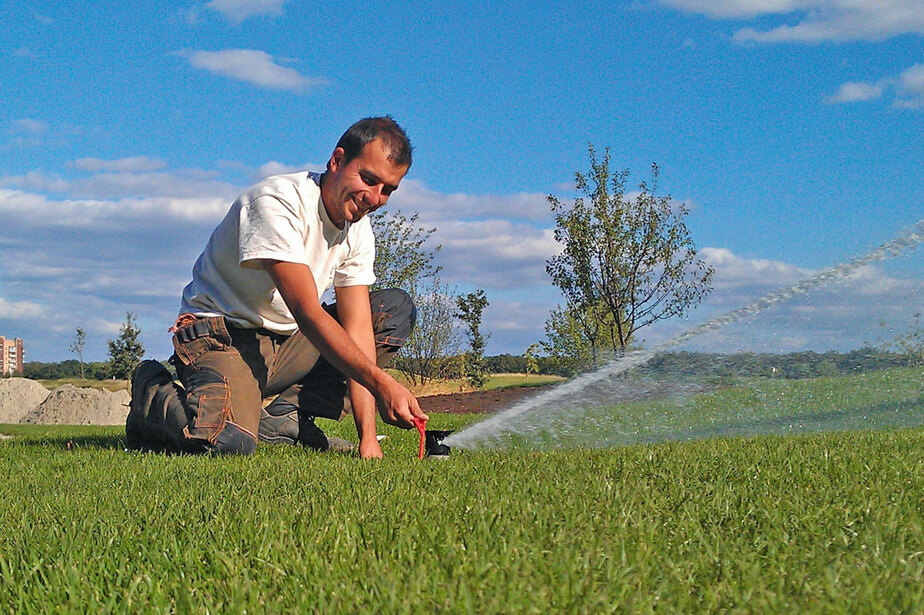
[374,374,428,429]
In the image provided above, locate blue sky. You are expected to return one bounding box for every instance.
[1,0,922,362]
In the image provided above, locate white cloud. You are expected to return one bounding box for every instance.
[651,245,924,353]
[382,178,558,289]
[11,119,48,134]
[896,63,924,108]
[71,157,167,173]
[660,0,924,43]
[0,298,45,319]
[435,221,559,288]
[74,171,235,201]
[4,119,87,150]
[0,163,565,357]
[1,164,240,202]
[700,247,808,291]
[826,64,924,109]
[0,159,254,360]
[660,0,800,19]
[699,248,923,307]
[0,171,71,193]
[253,160,310,181]
[4,155,922,359]
[824,81,884,104]
[391,179,552,224]
[0,188,230,227]
[205,0,286,23]
[179,49,325,93]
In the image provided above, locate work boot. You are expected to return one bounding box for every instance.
[258,398,354,453]
[126,360,173,450]
[321,430,356,454]
[258,399,300,446]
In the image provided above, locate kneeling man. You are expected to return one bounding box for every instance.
[127,116,427,459]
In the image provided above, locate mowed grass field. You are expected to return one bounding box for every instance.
[2,368,924,613]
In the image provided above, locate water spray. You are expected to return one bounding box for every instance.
[445,218,924,450]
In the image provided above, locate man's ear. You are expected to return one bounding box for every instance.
[328,147,346,173]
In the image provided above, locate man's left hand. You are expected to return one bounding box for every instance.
[359,436,384,459]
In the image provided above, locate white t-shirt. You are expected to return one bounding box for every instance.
[180,172,376,333]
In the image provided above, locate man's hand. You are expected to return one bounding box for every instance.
[374,374,428,429]
[358,436,384,459]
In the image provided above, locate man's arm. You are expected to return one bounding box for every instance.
[264,261,427,448]
[333,284,385,459]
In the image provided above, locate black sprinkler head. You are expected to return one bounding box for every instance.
[424,430,453,457]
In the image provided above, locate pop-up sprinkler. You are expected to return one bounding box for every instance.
[413,417,452,459]
[424,430,452,457]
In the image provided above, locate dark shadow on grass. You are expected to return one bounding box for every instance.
[61,434,128,450]
[3,433,128,451]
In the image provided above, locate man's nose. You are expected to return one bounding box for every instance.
[367,184,386,206]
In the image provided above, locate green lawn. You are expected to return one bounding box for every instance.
[495,366,924,450]
[2,369,924,612]
[484,372,565,390]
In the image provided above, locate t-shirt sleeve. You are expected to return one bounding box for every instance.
[334,219,377,287]
[237,195,307,268]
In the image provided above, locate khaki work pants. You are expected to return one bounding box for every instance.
[143,288,415,455]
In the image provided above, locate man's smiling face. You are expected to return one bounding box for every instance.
[322,138,408,228]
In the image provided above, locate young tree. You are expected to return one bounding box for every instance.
[394,279,461,386]
[370,210,460,385]
[370,210,441,290]
[524,343,541,380]
[542,304,603,375]
[880,312,924,367]
[107,312,144,380]
[456,289,490,389]
[69,326,86,379]
[546,146,714,364]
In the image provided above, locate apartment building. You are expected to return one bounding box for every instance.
[0,336,24,376]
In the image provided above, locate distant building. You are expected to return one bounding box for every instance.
[0,336,24,376]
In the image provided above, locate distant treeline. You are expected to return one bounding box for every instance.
[483,354,557,375]
[641,348,914,380]
[20,360,111,380]
[12,348,914,382]
[18,356,554,381]
[487,348,917,380]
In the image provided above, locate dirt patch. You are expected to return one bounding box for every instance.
[418,385,551,415]
[0,378,50,424]
[19,385,130,426]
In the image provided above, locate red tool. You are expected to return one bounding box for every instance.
[413,417,427,460]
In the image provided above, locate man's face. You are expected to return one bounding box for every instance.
[323,138,408,228]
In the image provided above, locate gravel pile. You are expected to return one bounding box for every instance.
[17,384,130,426]
[0,378,51,424]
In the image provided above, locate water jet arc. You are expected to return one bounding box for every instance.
[445,218,924,450]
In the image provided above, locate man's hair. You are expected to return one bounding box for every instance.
[335,116,413,169]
